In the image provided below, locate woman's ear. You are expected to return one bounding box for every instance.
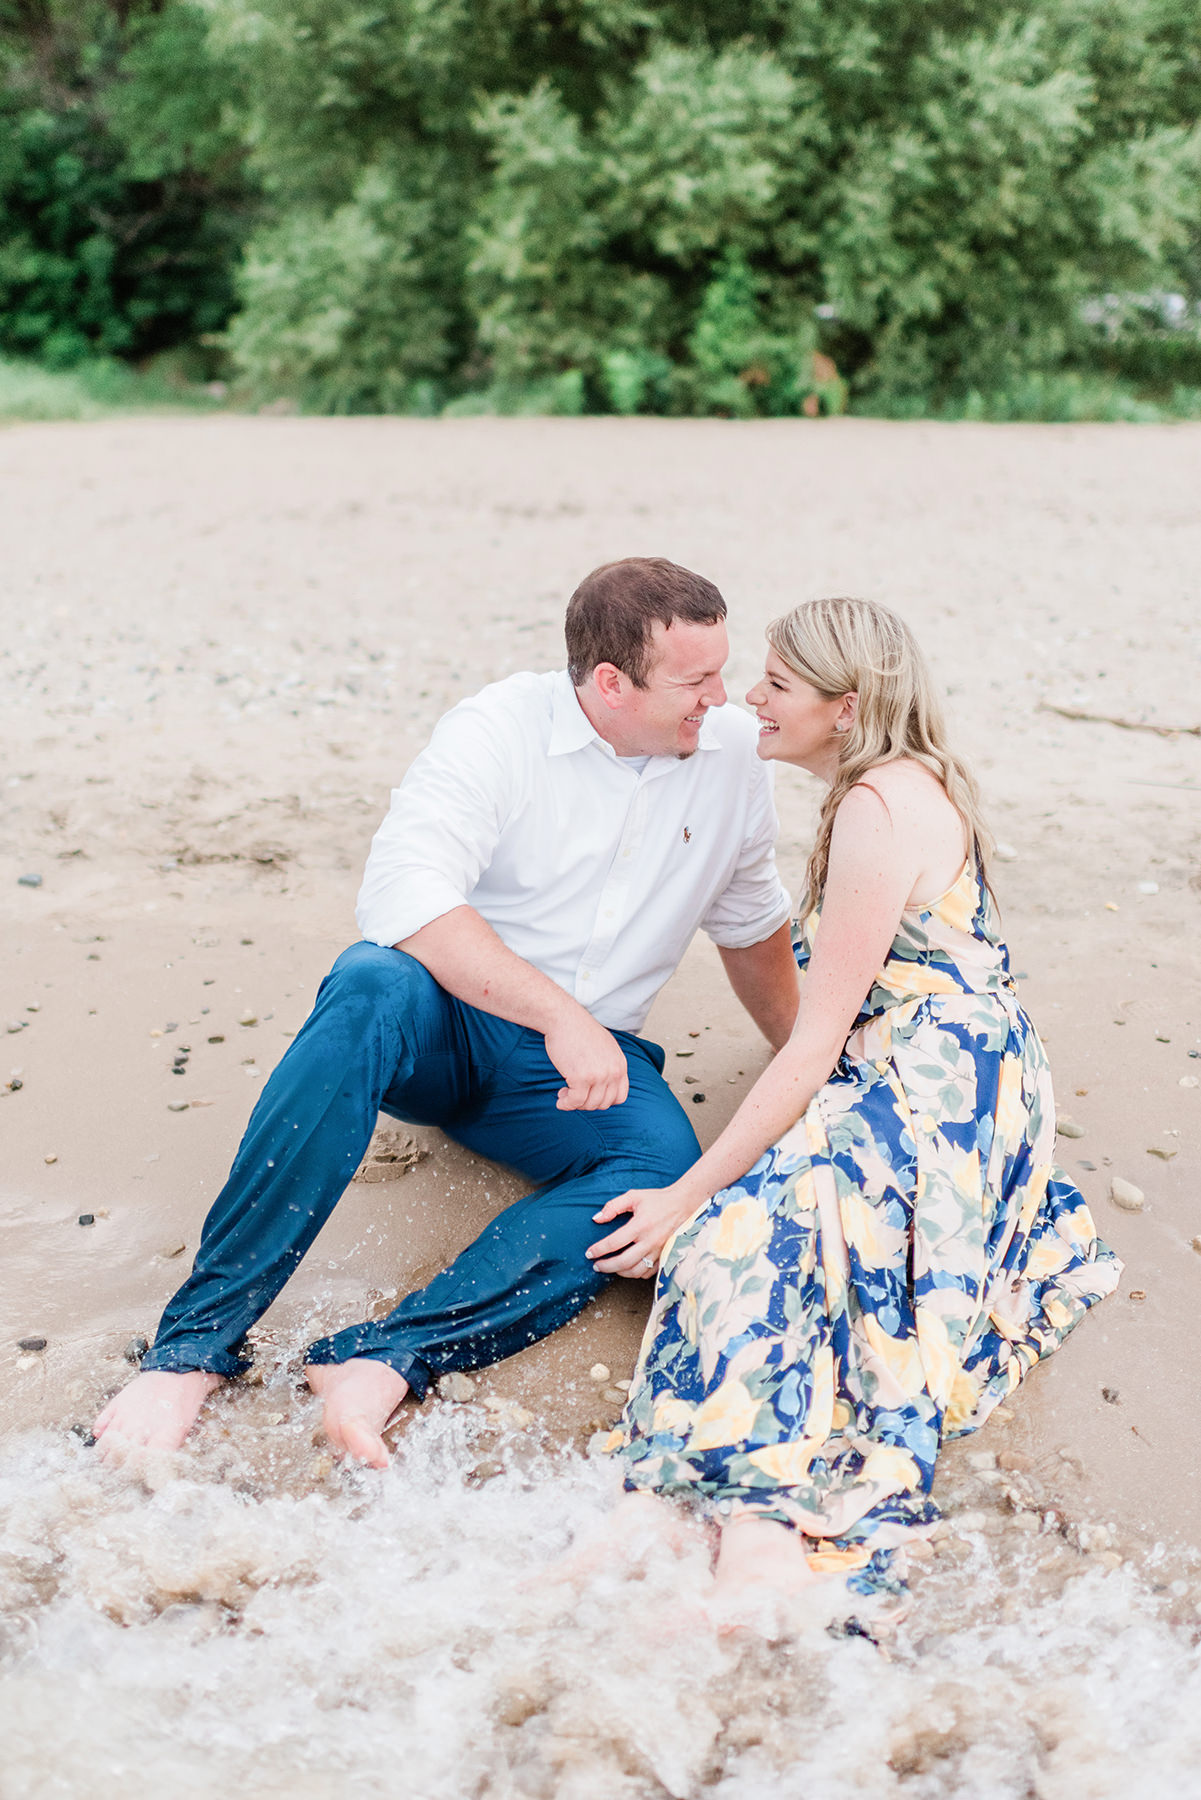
[834,691,858,734]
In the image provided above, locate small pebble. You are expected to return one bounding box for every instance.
[997,1450,1031,1472]
[124,1335,149,1363]
[688,1031,700,1038]
[264,1412,285,1426]
[615,1379,631,1392]
[5,1021,27,1034]
[239,1012,258,1027]
[26,1003,40,1014]
[466,1458,505,1487]
[589,1363,611,1383]
[966,1450,997,1473]
[17,873,43,887]
[1102,1386,1121,1404]
[1104,901,1119,912]
[1180,1076,1199,1089]
[994,843,1019,861]
[1192,1236,1201,1255]
[167,1101,189,1112]
[1128,1288,1147,1302]
[691,1092,706,1104]
[1056,1118,1085,1139]
[16,1355,38,1372]
[208,1034,225,1044]
[310,1454,335,1480]
[77,1213,95,1227]
[158,1241,187,1259]
[1155,1033,1171,1043]
[1147,1146,1176,1161]
[43,1153,57,1165]
[603,1387,627,1405]
[437,1372,477,1403]
[1109,1177,1145,1212]
[585,1430,613,1459]
[684,1075,699,1085]
[1137,881,1159,895]
[1098,1551,1124,1573]
[7,1077,23,1092]
[674,1050,694,1058]
[1077,1159,1097,1171]
[18,1336,47,1352]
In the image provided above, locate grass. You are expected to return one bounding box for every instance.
[0,355,226,423]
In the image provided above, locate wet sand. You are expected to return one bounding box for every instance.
[1,417,1199,1795]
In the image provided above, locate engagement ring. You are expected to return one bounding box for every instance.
[641,1256,655,1270]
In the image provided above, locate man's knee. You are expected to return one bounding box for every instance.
[320,941,441,1018]
[607,1099,700,1187]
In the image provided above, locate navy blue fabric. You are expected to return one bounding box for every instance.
[142,942,700,1395]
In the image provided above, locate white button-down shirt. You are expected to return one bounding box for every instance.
[357,670,791,1033]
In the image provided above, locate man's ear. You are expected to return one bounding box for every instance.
[592,663,628,711]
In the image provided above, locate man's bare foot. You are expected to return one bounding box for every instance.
[92,1369,224,1461]
[305,1358,409,1468]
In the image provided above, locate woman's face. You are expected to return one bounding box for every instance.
[745,648,854,773]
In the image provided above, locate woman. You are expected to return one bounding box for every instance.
[585,597,1121,1600]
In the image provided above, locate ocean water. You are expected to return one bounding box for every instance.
[2,1400,1200,1800]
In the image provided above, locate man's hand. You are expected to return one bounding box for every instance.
[585,1182,702,1275]
[544,1011,629,1111]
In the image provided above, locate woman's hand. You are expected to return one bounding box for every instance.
[585,1183,703,1278]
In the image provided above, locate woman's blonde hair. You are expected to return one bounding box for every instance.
[767,597,992,913]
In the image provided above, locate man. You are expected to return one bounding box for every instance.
[94,557,798,1466]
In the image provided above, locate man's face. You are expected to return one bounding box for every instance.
[614,618,729,757]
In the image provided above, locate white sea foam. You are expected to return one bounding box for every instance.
[2,1409,1200,1800]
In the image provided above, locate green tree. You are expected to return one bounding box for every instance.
[0,0,253,366]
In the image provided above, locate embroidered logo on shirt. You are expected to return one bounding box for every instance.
[683,827,691,843]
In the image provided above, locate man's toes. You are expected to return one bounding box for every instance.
[338,1416,390,1469]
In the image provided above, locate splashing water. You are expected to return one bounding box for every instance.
[2,1404,1200,1800]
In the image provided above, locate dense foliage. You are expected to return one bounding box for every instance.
[3,0,1201,413]
[0,0,251,368]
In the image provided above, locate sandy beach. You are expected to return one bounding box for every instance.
[2,416,1200,1796]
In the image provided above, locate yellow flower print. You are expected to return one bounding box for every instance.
[710,1197,772,1264]
[862,1312,926,1398]
[859,1441,922,1496]
[915,1308,962,1407]
[746,1439,820,1485]
[651,1395,695,1437]
[687,1376,761,1450]
[937,867,977,934]
[994,1052,1026,1142]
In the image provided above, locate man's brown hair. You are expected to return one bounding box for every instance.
[564,557,727,689]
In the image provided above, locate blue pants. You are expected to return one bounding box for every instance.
[142,942,701,1399]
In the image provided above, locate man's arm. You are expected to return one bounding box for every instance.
[718,922,799,1052]
[398,905,629,1111]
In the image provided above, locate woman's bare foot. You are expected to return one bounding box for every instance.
[92,1369,224,1461]
[304,1358,409,1468]
[714,1514,822,1598]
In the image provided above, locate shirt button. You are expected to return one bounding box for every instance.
[621,849,632,859]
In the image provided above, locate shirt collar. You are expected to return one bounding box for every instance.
[547,669,724,759]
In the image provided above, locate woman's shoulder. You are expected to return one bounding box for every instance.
[840,758,950,820]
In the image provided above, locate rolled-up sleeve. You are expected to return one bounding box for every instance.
[356,700,516,948]
[699,758,792,949]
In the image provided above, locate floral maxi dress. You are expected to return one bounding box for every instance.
[615,862,1122,1588]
